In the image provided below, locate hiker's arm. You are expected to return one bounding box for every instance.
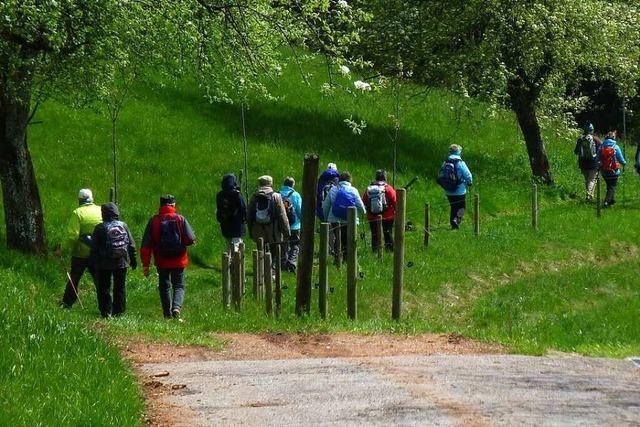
[276,196,291,238]
[322,191,332,220]
[62,212,80,254]
[293,193,302,221]
[126,225,138,270]
[356,192,366,216]
[616,146,626,165]
[239,195,247,223]
[182,218,196,245]
[387,186,397,209]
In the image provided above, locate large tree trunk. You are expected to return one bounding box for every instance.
[508,81,553,183]
[0,86,47,253]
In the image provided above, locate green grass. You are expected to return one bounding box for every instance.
[3,57,640,424]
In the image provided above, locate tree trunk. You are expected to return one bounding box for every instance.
[508,82,553,183]
[0,86,47,253]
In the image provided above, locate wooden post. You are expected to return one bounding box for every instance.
[392,189,406,321]
[319,222,329,319]
[238,242,246,296]
[257,238,264,299]
[231,251,242,312]
[252,249,259,297]
[274,244,282,318]
[473,194,480,236]
[295,153,319,316]
[596,176,602,218]
[423,202,430,247]
[264,252,273,315]
[222,252,231,310]
[335,226,342,268]
[109,187,115,203]
[347,206,357,320]
[532,183,538,230]
[376,215,384,258]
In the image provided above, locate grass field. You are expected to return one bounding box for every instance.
[2,59,640,424]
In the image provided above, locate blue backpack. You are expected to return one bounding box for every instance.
[331,187,357,220]
[436,159,460,192]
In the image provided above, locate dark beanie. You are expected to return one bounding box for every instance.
[160,194,176,206]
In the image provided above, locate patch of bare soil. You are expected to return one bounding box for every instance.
[123,332,502,426]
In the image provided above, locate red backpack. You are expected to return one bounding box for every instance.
[600,146,619,173]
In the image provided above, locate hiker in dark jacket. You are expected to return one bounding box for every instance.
[90,202,137,318]
[141,195,196,319]
[216,174,247,252]
[574,122,602,201]
[316,163,339,221]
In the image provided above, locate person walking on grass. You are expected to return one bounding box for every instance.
[316,162,339,221]
[279,176,302,273]
[247,175,290,261]
[574,122,602,201]
[57,189,103,309]
[598,131,626,207]
[362,169,397,252]
[216,173,247,253]
[90,203,137,318]
[141,195,196,319]
[323,171,366,259]
[437,144,473,229]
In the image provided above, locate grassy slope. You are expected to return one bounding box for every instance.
[3,59,640,425]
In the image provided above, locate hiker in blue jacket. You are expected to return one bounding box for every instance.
[316,163,339,221]
[597,131,626,207]
[440,144,473,229]
[322,171,365,259]
[279,177,302,273]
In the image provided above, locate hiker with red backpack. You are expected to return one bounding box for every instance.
[247,175,290,260]
[574,122,602,201]
[597,131,626,207]
[141,195,196,319]
[437,144,473,229]
[89,202,137,318]
[278,177,302,273]
[362,169,396,252]
[216,174,247,253]
[322,171,366,258]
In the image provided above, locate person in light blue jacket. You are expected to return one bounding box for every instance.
[322,171,366,259]
[443,144,473,229]
[597,131,626,207]
[279,177,302,272]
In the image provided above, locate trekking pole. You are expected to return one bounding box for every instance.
[54,257,84,309]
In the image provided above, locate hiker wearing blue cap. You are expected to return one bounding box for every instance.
[574,122,602,201]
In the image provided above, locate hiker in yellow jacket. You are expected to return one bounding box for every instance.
[57,189,102,308]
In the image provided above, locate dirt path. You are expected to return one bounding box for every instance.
[124,333,640,426]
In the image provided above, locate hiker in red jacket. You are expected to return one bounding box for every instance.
[362,169,397,252]
[141,195,196,319]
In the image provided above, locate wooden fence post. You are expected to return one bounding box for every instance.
[319,222,329,319]
[376,215,384,258]
[274,244,282,318]
[252,249,259,297]
[231,251,242,312]
[532,184,538,230]
[238,242,246,295]
[392,188,406,321]
[222,252,231,310]
[264,252,273,315]
[347,206,357,320]
[334,226,342,268]
[423,202,430,247]
[473,194,480,236]
[257,238,264,299]
[295,153,319,316]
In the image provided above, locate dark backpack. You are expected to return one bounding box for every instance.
[158,215,185,258]
[331,187,357,220]
[219,192,240,223]
[578,134,597,161]
[281,190,297,225]
[254,192,273,225]
[366,184,387,215]
[103,221,129,259]
[436,159,460,192]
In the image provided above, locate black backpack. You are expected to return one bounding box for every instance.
[219,192,240,223]
[103,221,129,259]
[158,215,185,258]
[254,192,274,225]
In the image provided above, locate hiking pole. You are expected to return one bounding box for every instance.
[54,257,84,309]
[622,98,627,207]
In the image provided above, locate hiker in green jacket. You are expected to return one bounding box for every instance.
[57,189,102,308]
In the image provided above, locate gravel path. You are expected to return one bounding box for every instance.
[141,354,640,426]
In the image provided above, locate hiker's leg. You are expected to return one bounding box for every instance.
[287,230,300,270]
[455,195,467,226]
[369,220,379,252]
[170,268,185,312]
[62,257,88,307]
[331,223,341,259]
[605,176,618,204]
[383,219,394,250]
[111,268,127,316]
[585,169,597,200]
[339,224,348,258]
[157,268,172,318]
[96,269,112,318]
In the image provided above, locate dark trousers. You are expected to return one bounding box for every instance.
[96,268,127,318]
[283,230,300,271]
[62,257,97,307]
[369,219,394,251]
[158,268,185,318]
[332,223,349,260]
[447,195,466,229]
[603,175,618,204]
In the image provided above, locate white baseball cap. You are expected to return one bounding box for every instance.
[78,188,93,203]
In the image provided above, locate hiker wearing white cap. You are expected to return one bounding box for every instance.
[57,188,102,308]
[248,175,290,257]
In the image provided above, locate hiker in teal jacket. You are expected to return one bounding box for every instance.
[597,131,626,207]
[279,177,302,272]
[442,144,473,229]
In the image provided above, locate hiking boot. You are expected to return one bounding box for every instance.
[59,301,71,309]
[172,308,181,320]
